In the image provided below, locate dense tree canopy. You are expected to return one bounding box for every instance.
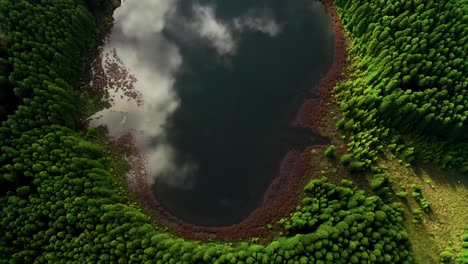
[0,0,466,262]
[333,0,468,172]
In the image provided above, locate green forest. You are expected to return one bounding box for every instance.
[0,0,466,263]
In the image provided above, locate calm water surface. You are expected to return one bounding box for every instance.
[90,0,334,226]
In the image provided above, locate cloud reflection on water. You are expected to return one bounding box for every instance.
[88,0,283,190]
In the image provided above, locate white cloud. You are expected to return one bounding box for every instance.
[89,0,196,190]
[233,9,282,36]
[191,4,236,55]
[144,143,197,189]
[186,4,282,55]
[89,1,283,190]
[114,0,177,38]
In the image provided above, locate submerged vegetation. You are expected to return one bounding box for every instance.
[0,0,466,263]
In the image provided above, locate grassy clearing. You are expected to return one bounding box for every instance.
[321,98,467,263]
[319,65,467,263]
[380,153,468,263]
[319,32,468,264]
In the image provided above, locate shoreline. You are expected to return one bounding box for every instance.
[85,0,348,241]
[132,0,347,241]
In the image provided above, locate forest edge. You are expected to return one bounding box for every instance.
[83,0,348,242]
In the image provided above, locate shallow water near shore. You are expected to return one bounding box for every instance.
[89,0,334,226]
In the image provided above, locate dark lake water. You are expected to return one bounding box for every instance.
[90,0,334,226]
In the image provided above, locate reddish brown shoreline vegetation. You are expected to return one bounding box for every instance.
[86,0,347,242]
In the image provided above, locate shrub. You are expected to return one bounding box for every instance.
[440,248,454,263]
[340,154,353,165]
[325,145,337,159]
[370,173,389,191]
[411,184,431,211]
[396,192,407,199]
[346,161,366,173]
[412,209,423,223]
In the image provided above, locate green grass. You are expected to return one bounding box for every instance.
[379,152,468,263]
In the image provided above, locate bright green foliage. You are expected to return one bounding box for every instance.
[440,247,455,263]
[370,173,389,191]
[339,153,367,173]
[0,0,416,263]
[346,161,366,173]
[0,0,96,142]
[280,177,412,263]
[411,184,431,212]
[396,191,407,199]
[0,0,97,192]
[458,232,468,264]
[324,145,336,159]
[0,120,415,263]
[412,209,423,223]
[333,0,468,170]
[340,154,352,165]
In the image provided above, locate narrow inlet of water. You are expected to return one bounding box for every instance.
[89,0,334,227]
